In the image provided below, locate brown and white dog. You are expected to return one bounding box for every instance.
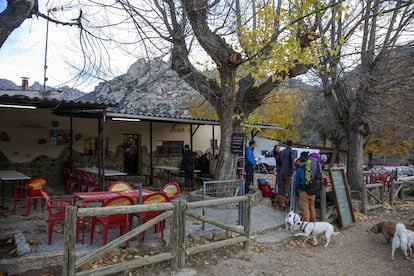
[371,219,414,244]
[271,193,290,211]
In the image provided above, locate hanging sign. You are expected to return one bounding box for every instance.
[231,133,244,154]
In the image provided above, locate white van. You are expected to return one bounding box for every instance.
[256,147,320,173]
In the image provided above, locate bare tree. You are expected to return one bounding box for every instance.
[10,0,410,185]
[42,0,335,180]
[317,0,414,189]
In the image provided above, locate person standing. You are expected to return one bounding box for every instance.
[273,145,281,193]
[198,153,210,177]
[279,140,295,197]
[244,140,257,194]
[295,155,316,222]
[181,144,196,191]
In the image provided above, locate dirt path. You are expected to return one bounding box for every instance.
[131,201,414,276]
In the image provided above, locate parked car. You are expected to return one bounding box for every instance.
[371,165,414,180]
[256,146,320,173]
[396,166,414,180]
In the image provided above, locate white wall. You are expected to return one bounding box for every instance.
[0,108,221,164]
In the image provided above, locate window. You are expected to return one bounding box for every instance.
[156,141,183,156]
[83,136,97,156]
[49,130,71,145]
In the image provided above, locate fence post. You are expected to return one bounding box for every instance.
[171,200,179,269]
[362,184,368,214]
[63,206,77,276]
[320,186,327,222]
[243,195,251,252]
[239,180,245,226]
[177,199,186,268]
[390,179,394,205]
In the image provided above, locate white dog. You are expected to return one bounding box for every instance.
[285,210,301,233]
[294,220,339,247]
[391,223,414,261]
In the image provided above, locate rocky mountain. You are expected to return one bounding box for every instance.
[0,78,19,90]
[0,79,86,100]
[79,58,202,117]
[1,58,203,117]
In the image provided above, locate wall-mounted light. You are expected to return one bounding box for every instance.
[112,117,141,122]
[0,104,37,109]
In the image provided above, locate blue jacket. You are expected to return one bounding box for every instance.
[245,146,257,166]
[295,165,306,195]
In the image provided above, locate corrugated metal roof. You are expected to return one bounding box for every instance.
[107,112,220,125]
[107,112,283,129]
[0,94,114,108]
[0,93,283,129]
[0,93,117,110]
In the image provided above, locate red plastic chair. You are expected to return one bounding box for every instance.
[12,176,48,216]
[64,168,80,194]
[161,182,181,200]
[77,170,99,192]
[130,192,169,242]
[41,190,73,245]
[90,195,134,246]
[108,181,133,192]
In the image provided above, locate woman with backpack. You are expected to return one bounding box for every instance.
[295,155,316,222]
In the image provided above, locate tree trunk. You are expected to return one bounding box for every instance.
[214,67,241,181]
[214,118,241,181]
[347,127,367,191]
[0,0,37,48]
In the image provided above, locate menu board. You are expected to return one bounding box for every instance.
[329,168,355,228]
[231,133,244,154]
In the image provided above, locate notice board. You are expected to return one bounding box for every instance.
[329,168,355,228]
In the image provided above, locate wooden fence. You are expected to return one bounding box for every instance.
[390,178,414,205]
[62,195,251,276]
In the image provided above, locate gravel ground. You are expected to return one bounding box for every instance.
[3,185,414,276]
[130,201,414,276]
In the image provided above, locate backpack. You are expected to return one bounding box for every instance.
[304,157,323,195]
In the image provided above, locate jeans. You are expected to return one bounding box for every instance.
[245,165,254,194]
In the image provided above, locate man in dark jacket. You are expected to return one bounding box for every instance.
[182,144,196,191]
[279,140,296,197]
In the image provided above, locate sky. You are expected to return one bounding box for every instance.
[0,0,135,93]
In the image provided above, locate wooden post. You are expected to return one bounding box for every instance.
[177,199,186,268]
[362,183,367,214]
[63,206,77,276]
[380,184,384,206]
[171,200,179,269]
[320,186,327,222]
[243,195,251,252]
[390,179,395,205]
